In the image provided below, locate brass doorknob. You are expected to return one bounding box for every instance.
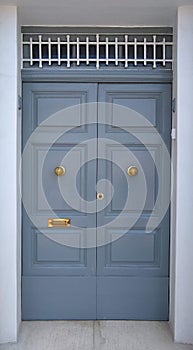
[54,166,66,176]
[127,166,138,176]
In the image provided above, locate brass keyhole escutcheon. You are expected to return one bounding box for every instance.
[97,192,104,200]
[127,166,138,177]
[54,166,66,176]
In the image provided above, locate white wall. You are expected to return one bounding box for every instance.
[17,6,22,336]
[0,6,19,343]
[0,4,193,346]
[172,5,193,344]
[18,5,176,26]
[169,8,177,335]
[10,0,193,26]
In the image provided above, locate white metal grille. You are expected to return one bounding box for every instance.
[22,31,173,69]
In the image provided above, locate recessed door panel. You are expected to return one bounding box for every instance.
[37,145,87,213]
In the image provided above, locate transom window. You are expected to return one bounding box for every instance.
[21,28,173,70]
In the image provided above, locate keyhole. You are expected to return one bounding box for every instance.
[97,192,104,200]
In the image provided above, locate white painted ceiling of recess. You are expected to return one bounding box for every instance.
[0,0,193,26]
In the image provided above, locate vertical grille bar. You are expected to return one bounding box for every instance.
[153,35,156,68]
[134,38,137,66]
[29,37,33,66]
[125,35,128,68]
[143,37,147,66]
[105,37,109,66]
[38,35,42,68]
[57,37,61,66]
[115,37,118,66]
[67,35,70,68]
[96,34,100,69]
[77,37,80,66]
[48,37,51,65]
[163,37,166,66]
[86,36,89,65]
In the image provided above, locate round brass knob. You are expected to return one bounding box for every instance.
[127,166,138,177]
[54,166,66,176]
[97,192,104,200]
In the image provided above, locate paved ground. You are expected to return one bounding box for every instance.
[0,321,193,350]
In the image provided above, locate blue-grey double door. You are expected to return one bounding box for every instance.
[22,82,171,320]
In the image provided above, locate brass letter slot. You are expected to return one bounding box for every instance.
[48,218,71,227]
